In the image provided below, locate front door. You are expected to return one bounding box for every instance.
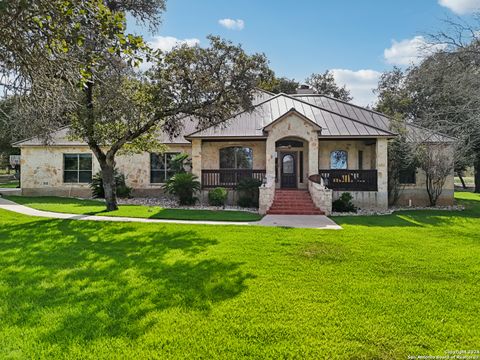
[281,152,297,188]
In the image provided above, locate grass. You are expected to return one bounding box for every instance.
[0,192,479,358]
[4,196,262,222]
[0,180,19,188]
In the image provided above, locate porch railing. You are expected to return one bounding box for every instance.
[201,169,266,189]
[310,169,378,191]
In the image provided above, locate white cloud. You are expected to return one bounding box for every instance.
[149,35,200,52]
[438,0,480,14]
[330,69,382,106]
[384,36,446,66]
[218,18,245,30]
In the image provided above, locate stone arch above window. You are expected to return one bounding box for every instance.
[330,150,348,169]
[219,147,253,169]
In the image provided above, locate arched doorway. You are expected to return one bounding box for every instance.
[275,137,308,189]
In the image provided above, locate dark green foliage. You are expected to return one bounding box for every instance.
[169,153,191,174]
[332,192,357,213]
[306,71,352,101]
[237,196,254,208]
[237,177,262,208]
[259,76,299,94]
[163,173,200,205]
[208,187,228,207]
[90,170,132,199]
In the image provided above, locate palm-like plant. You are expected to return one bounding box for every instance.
[163,173,200,205]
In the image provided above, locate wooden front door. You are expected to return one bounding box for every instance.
[281,152,297,188]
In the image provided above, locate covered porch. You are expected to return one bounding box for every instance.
[190,135,388,213]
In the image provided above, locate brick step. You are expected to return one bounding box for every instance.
[270,205,318,209]
[270,205,319,210]
[267,210,325,215]
[271,200,316,204]
[268,189,324,215]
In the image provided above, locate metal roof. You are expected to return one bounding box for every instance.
[292,94,455,143]
[15,90,454,147]
[187,93,395,139]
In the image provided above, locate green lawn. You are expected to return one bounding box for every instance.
[0,193,479,359]
[0,180,19,188]
[5,196,261,222]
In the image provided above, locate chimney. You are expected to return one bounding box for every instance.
[296,84,315,95]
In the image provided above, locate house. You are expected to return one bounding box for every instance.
[13,89,455,215]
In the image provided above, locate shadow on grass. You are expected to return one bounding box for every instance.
[333,196,480,228]
[0,218,254,343]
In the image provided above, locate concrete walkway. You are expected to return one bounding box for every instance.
[0,197,341,229]
[0,188,21,195]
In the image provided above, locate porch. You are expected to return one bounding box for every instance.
[200,168,378,192]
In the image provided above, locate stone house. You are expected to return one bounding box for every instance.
[14,89,455,215]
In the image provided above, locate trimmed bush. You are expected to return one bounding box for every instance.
[237,177,262,208]
[208,187,228,207]
[90,170,132,199]
[332,192,357,213]
[163,173,200,205]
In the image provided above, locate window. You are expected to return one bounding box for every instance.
[399,167,416,184]
[219,147,253,169]
[63,154,92,183]
[150,152,180,183]
[282,154,294,173]
[330,150,348,169]
[358,150,364,170]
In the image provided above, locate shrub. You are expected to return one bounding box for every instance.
[90,170,132,199]
[237,195,254,208]
[332,192,357,213]
[169,153,191,174]
[237,177,262,208]
[208,187,228,207]
[163,173,200,205]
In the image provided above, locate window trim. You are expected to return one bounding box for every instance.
[330,150,348,170]
[399,167,417,185]
[219,146,254,169]
[63,153,93,184]
[150,152,180,184]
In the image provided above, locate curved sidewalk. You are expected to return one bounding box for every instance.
[0,197,341,229]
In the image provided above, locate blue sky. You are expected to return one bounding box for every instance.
[127,0,480,106]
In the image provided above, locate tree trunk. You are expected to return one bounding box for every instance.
[99,158,118,211]
[475,153,480,193]
[457,171,467,189]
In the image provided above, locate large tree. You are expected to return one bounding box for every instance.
[305,70,352,101]
[0,1,270,210]
[259,76,299,94]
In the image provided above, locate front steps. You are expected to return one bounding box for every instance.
[267,189,325,215]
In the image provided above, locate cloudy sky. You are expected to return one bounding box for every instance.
[128,0,480,106]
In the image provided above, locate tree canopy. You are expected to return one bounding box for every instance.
[0,0,271,209]
[306,71,352,101]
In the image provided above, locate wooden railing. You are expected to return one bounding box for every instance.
[201,169,266,189]
[310,169,378,191]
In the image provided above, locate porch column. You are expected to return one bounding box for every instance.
[191,139,202,181]
[376,138,388,209]
[308,136,319,177]
[265,136,276,184]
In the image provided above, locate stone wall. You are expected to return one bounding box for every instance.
[20,144,190,197]
[308,180,333,215]
[200,140,266,169]
[395,168,455,206]
[318,139,375,169]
